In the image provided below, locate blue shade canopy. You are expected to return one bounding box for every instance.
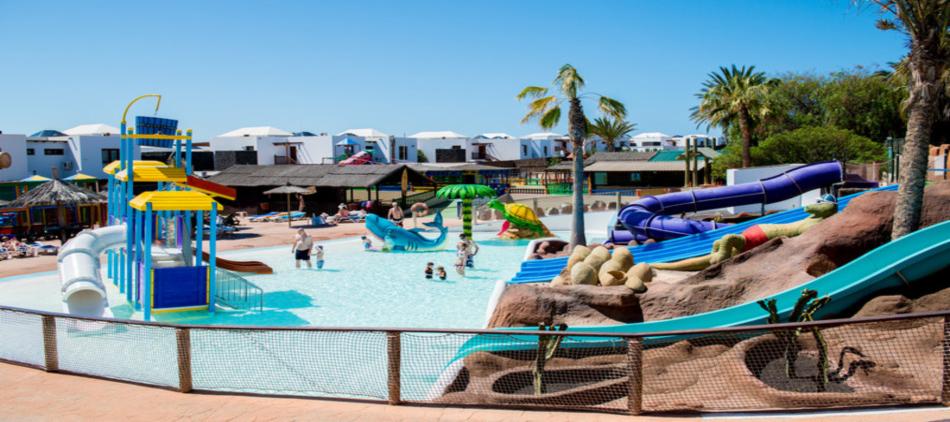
[30,130,66,137]
[336,137,361,146]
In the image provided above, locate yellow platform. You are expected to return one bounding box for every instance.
[115,166,187,183]
[103,160,167,175]
[130,191,222,212]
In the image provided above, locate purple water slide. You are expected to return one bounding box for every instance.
[616,161,844,242]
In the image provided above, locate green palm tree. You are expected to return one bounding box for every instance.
[589,117,637,153]
[691,65,774,168]
[517,64,626,247]
[435,184,496,238]
[872,0,950,239]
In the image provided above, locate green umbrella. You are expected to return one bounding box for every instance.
[435,184,496,238]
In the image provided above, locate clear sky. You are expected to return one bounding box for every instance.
[0,0,906,139]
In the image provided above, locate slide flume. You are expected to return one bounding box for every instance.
[455,220,950,359]
[615,161,844,242]
[58,225,127,317]
[201,251,273,274]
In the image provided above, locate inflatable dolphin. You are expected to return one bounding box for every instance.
[364,212,448,251]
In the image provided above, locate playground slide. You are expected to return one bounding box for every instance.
[456,220,950,358]
[509,185,897,284]
[57,224,127,317]
[201,251,273,274]
[616,161,844,242]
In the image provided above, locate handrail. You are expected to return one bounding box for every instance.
[0,303,945,338]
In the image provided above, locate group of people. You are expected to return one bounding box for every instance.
[291,229,325,269]
[423,233,479,281]
[0,237,43,259]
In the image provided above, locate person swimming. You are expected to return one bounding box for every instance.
[454,256,465,276]
[361,235,373,250]
[436,266,447,281]
[424,262,434,279]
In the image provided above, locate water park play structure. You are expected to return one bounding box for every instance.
[609,160,844,243]
[57,95,265,320]
[364,212,448,251]
[489,198,553,240]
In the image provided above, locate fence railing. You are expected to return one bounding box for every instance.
[214,269,264,312]
[0,304,948,415]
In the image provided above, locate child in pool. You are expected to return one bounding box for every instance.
[437,266,447,281]
[314,245,325,269]
[361,235,373,250]
[454,256,465,276]
[424,262,434,279]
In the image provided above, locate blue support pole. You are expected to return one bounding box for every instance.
[185,130,193,176]
[135,209,144,310]
[119,249,126,295]
[144,203,153,321]
[208,206,217,313]
[195,211,203,267]
[185,210,193,264]
[125,210,134,303]
[174,129,182,168]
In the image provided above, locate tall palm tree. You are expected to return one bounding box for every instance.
[872,0,950,239]
[589,117,637,152]
[518,64,626,247]
[691,65,773,168]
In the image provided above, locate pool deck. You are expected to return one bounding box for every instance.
[2,363,948,421]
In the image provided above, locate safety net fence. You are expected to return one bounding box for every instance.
[1,304,948,415]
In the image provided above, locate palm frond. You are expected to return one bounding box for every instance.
[520,95,558,124]
[539,106,562,129]
[598,96,627,120]
[517,86,549,101]
[436,184,496,199]
[555,64,584,99]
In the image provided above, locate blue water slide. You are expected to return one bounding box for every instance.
[508,185,897,284]
[455,220,950,359]
[618,161,844,242]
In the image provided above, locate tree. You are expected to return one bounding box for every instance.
[518,64,626,247]
[821,69,907,142]
[588,117,636,153]
[754,126,886,165]
[872,0,950,239]
[691,65,774,167]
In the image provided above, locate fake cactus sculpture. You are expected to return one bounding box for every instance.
[533,322,568,395]
[757,289,831,391]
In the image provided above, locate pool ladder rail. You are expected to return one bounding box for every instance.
[214,268,264,312]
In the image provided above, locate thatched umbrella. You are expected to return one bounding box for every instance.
[8,179,106,239]
[263,184,313,227]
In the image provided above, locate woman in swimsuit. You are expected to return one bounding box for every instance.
[387,202,405,227]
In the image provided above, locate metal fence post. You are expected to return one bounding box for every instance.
[627,337,643,415]
[176,328,193,393]
[41,315,58,372]
[943,316,950,405]
[387,331,401,405]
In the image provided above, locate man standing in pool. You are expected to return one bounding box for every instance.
[292,228,314,269]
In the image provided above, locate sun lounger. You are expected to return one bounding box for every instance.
[310,215,335,228]
[248,212,279,222]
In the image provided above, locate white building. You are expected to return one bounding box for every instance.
[670,133,724,149]
[25,124,135,179]
[411,131,479,163]
[629,132,675,152]
[0,133,29,181]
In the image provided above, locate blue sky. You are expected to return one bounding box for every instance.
[0,1,906,139]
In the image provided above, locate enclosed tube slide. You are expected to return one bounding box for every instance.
[58,224,127,317]
[617,161,843,241]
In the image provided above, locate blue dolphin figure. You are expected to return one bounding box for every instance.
[364,212,448,251]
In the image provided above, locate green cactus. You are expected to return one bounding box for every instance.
[533,322,568,395]
[757,289,831,391]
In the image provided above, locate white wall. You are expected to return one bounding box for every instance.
[727,164,822,214]
[0,134,29,181]
[71,135,133,179]
[26,139,76,178]
[415,137,470,162]
[207,135,260,152]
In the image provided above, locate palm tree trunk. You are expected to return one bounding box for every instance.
[892,51,944,239]
[606,137,615,153]
[569,98,588,247]
[738,109,753,168]
[462,197,473,238]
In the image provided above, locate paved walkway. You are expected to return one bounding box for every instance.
[3,363,949,421]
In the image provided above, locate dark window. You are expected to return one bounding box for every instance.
[243,146,255,151]
[543,146,548,156]
[26,148,34,156]
[522,145,528,156]
[44,148,64,156]
[398,145,408,160]
[101,148,119,165]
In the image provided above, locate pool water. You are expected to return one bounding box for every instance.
[125,231,574,328]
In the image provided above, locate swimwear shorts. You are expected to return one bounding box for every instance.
[295,250,310,260]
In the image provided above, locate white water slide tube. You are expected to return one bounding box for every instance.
[58,224,127,317]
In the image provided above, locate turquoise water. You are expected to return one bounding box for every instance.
[138,232,562,329]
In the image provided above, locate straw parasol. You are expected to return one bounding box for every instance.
[7,179,106,238]
[263,183,313,227]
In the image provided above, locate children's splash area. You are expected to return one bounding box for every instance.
[2,96,950,416]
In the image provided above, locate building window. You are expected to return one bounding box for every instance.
[594,172,607,185]
[44,148,64,156]
[398,145,408,161]
[630,172,641,182]
[26,148,35,156]
[522,145,528,156]
[543,146,548,156]
[101,148,120,165]
[243,146,255,151]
